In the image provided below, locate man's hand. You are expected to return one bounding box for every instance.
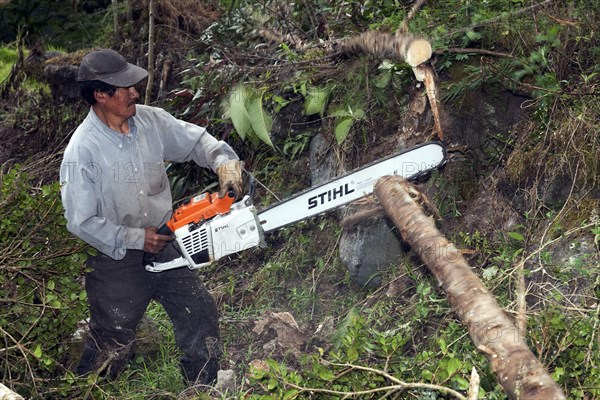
[217,160,243,200]
[143,226,171,254]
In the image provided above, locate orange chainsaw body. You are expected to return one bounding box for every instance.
[166,192,235,232]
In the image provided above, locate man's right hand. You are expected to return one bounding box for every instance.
[143,226,172,254]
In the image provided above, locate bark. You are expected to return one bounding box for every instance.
[374,176,566,400]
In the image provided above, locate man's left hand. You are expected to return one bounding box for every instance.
[217,160,243,200]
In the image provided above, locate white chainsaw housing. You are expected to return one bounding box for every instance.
[145,196,265,272]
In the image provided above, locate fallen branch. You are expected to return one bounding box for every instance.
[286,361,466,399]
[397,0,428,35]
[374,176,566,400]
[434,47,515,58]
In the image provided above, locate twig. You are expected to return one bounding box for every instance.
[397,0,428,35]
[284,361,466,399]
[435,47,515,58]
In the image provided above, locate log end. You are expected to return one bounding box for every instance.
[406,38,432,67]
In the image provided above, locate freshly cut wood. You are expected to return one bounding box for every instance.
[416,63,445,140]
[374,176,566,400]
[0,383,24,400]
[337,31,432,67]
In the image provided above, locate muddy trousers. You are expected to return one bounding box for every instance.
[76,250,220,385]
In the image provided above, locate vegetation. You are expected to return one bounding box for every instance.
[0,0,598,399]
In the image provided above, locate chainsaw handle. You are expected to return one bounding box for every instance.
[157,224,173,236]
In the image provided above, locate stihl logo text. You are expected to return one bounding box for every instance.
[214,225,229,233]
[307,183,355,210]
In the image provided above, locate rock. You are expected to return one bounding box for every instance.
[43,64,80,102]
[443,187,521,240]
[252,311,307,357]
[339,212,405,287]
[527,233,599,309]
[309,133,337,186]
[216,369,236,393]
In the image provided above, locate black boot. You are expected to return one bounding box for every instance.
[181,358,219,386]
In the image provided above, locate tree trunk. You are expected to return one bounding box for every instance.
[374,176,566,400]
[111,0,119,44]
[144,0,155,105]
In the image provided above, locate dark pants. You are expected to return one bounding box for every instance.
[76,247,220,385]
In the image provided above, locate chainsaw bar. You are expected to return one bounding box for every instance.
[257,141,446,233]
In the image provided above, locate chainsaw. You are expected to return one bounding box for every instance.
[144,141,446,272]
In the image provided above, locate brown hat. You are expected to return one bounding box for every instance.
[77,49,148,87]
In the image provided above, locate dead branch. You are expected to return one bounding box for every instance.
[435,47,515,58]
[374,176,566,400]
[286,361,466,399]
[397,0,429,35]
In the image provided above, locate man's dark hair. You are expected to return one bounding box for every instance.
[79,80,118,105]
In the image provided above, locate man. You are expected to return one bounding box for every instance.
[60,48,243,385]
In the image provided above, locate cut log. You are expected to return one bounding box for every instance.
[337,31,432,67]
[373,176,566,400]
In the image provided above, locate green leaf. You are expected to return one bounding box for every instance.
[446,357,461,376]
[33,344,42,358]
[228,85,252,139]
[352,108,365,119]
[466,30,482,41]
[304,86,331,117]
[284,389,300,399]
[347,346,359,363]
[508,231,525,242]
[247,93,274,147]
[335,117,354,144]
[373,69,392,88]
[482,265,499,280]
[318,369,336,381]
[329,109,351,118]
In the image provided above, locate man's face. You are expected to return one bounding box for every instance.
[98,85,141,119]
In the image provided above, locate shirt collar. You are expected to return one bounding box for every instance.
[88,107,137,146]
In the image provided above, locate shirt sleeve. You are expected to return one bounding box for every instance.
[60,146,145,260]
[150,107,239,171]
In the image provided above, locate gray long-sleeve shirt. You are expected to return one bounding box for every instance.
[60,105,238,260]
